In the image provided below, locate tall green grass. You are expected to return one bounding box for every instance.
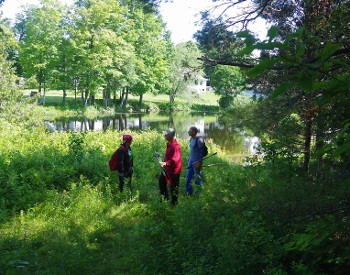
[1,120,349,274]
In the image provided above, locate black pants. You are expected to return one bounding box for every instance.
[159,173,180,206]
[119,176,132,193]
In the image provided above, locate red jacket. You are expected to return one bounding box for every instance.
[164,139,182,175]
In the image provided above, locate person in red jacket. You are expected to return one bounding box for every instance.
[159,128,182,206]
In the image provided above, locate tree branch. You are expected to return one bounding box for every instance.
[198,55,255,68]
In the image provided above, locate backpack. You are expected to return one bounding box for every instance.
[109,145,127,171]
[196,137,208,158]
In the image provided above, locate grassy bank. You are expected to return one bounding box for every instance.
[23,90,221,120]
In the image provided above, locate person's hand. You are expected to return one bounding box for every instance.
[195,162,202,169]
[159,161,166,167]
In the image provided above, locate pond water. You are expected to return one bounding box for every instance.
[46,112,260,161]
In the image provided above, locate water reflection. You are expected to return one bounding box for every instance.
[50,112,260,158]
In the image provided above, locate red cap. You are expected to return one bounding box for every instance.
[123,134,133,142]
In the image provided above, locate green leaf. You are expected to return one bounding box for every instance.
[299,75,314,92]
[271,82,295,99]
[236,30,256,46]
[236,45,255,56]
[267,26,278,41]
[255,41,284,50]
[320,42,339,61]
[247,59,276,77]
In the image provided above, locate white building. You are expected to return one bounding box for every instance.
[191,76,207,94]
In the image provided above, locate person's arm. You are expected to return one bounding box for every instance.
[197,137,204,161]
[117,146,125,175]
[165,146,175,167]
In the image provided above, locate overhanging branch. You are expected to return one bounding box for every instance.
[198,55,255,68]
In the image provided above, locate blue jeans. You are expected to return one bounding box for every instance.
[186,166,202,195]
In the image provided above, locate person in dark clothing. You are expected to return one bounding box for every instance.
[159,128,182,206]
[117,134,133,192]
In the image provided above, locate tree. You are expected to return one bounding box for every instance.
[16,0,66,105]
[0,15,27,126]
[124,3,171,109]
[0,16,20,107]
[195,17,248,107]
[196,0,350,173]
[165,41,204,104]
[210,65,245,108]
[70,0,133,107]
[49,5,77,105]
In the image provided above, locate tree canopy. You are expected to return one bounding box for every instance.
[196,0,350,173]
[11,0,173,108]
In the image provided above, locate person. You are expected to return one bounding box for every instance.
[186,126,204,195]
[116,134,133,193]
[158,128,182,206]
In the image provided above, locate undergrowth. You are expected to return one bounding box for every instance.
[0,122,349,274]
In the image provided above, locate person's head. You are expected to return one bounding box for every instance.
[122,134,133,145]
[188,126,198,137]
[163,128,176,141]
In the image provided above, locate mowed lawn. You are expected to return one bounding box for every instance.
[22,89,220,106]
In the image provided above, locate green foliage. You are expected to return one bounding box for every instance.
[162,41,204,103]
[0,17,21,106]
[1,121,349,274]
[210,65,245,103]
[218,94,233,108]
[2,0,350,272]
[17,0,66,98]
[13,0,172,108]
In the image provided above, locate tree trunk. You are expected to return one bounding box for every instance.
[118,114,126,130]
[124,88,129,109]
[303,104,317,173]
[42,77,46,106]
[119,88,125,108]
[74,78,78,103]
[138,114,142,130]
[119,88,129,109]
[113,90,116,104]
[139,94,143,110]
[103,88,110,108]
[62,89,67,105]
[170,84,179,104]
[168,112,174,128]
[303,113,313,173]
[82,90,89,108]
[38,69,43,95]
[90,94,95,105]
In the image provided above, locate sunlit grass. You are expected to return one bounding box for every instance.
[21,89,220,120]
[22,89,220,105]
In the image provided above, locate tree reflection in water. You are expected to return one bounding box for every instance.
[50,112,260,160]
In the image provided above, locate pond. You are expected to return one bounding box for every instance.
[45,112,260,161]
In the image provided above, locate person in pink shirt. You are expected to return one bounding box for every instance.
[158,128,182,206]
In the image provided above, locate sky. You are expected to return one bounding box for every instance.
[0,0,268,44]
